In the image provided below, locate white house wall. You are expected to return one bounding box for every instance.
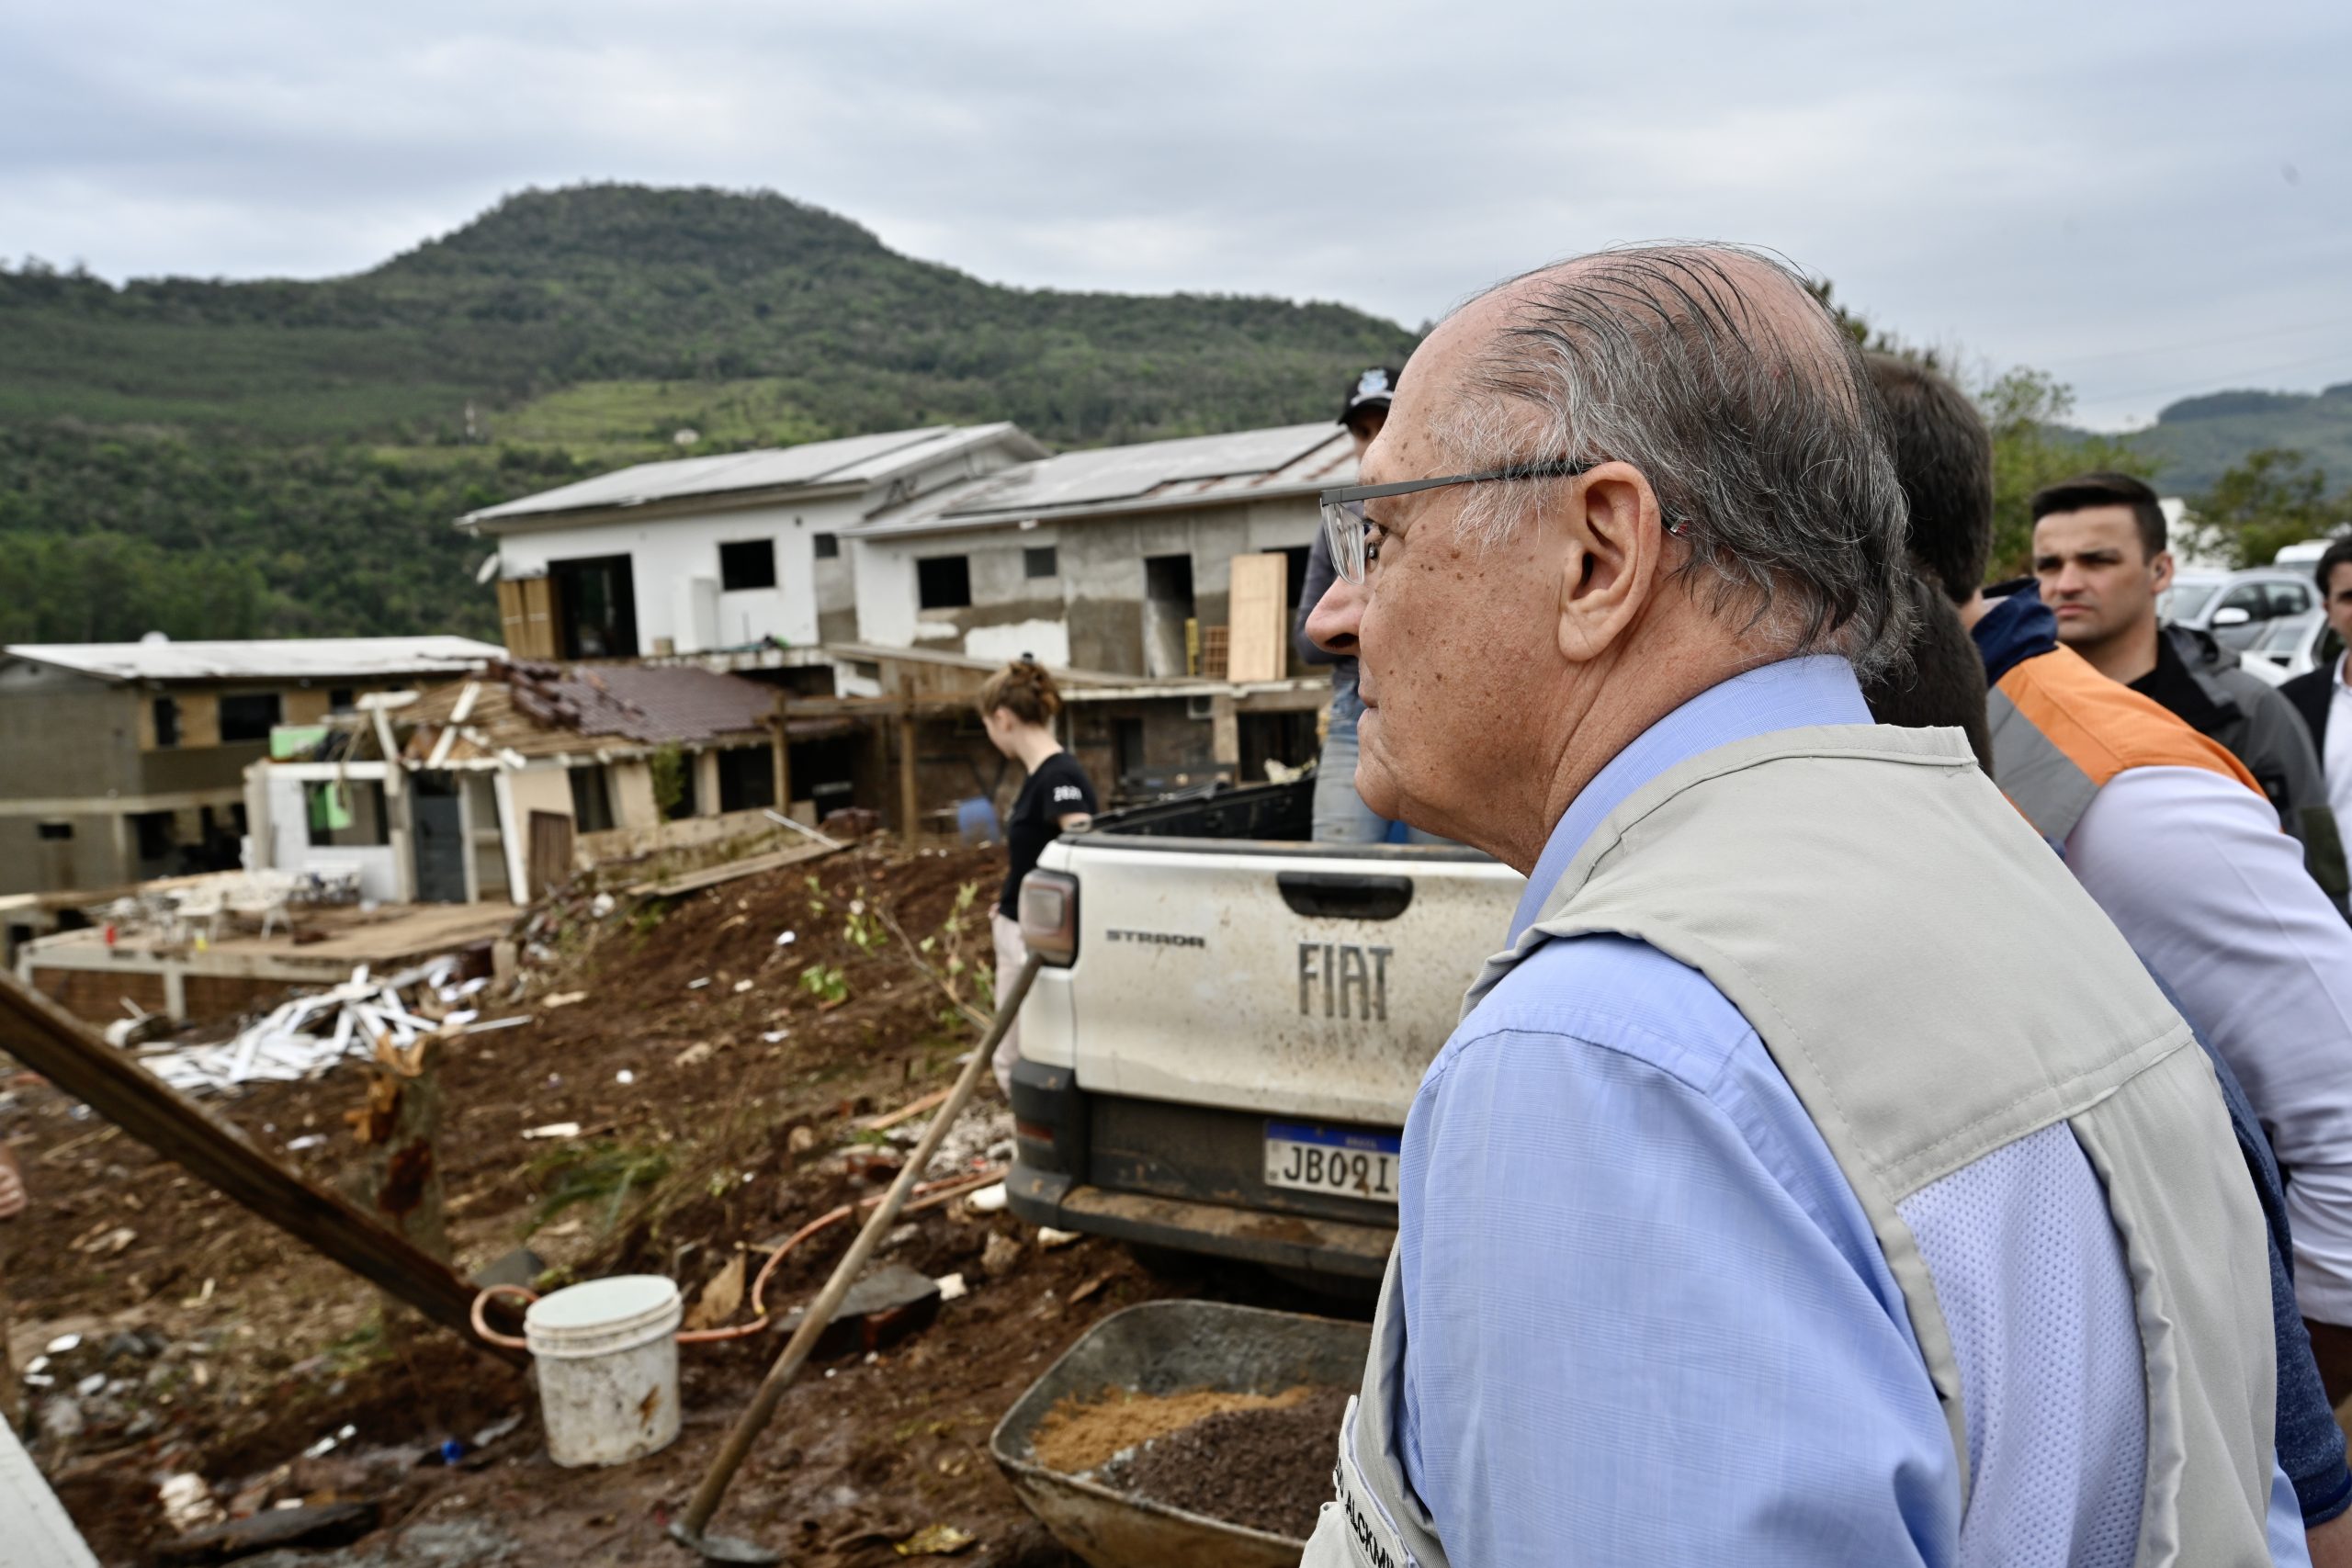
[494,496,873,656]
[261,770,401,903]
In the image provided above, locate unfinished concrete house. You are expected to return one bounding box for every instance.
[457,424,1048,660]
[840,423,1354,677]
[0,637,504,900]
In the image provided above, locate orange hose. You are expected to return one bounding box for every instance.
[465,1164,1009,1351]
[680,1164,1006,1343]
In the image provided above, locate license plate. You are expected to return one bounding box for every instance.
[1263,1122,1401,1205]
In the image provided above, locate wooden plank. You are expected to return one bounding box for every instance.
[629,840,841,898]
[0,968,526,1366]
[518,577,558,660]
[1226,553,1289,683]
[898,679,921,851]
[495,579,527,654]
[526,810,574,901]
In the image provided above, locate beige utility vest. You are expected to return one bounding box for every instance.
[1303,724,2276,1568]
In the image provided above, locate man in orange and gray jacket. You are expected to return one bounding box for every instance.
[1866,353,2352,1554]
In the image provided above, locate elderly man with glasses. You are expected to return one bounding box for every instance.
[1295,245,2293,1568]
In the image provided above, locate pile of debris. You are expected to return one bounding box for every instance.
[138,959,519,1098]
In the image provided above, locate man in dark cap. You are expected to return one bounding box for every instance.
[1295,367,1438,842]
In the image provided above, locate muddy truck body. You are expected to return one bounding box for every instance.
[1005,777,1521,1280]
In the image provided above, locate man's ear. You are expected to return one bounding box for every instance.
[1555,461,1666,664]
[2150,548,2177,595]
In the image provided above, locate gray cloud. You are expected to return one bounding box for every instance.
[2,0,2346,424]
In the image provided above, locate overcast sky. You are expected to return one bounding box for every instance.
[5,0,2346,427]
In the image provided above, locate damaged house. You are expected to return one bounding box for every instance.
[250,660,813,905]
[0,636,504,898]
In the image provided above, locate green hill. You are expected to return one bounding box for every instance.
[0,184,1419,642]
[2123,384,2352,498]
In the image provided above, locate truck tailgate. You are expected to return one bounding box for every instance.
[1053,841,1522,1124]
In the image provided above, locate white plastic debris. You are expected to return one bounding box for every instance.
[140,957,469,1098]
[590,893,617,919]
[45,1334,81,1355]
[732,979,754,994]
[158,1472,223,1534]
[966,1183,1009,1214]
[933,1272,969,1303]
[544,991,588,1009]
[1036,1227,1082,1250]
[761,1031,790,1043]
[285,1134,326,1153]
[685,977,712,990]
[775,931,797,947]
[616,1069,636,1086]
[522,1122,582,1141]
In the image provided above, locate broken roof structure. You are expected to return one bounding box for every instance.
[841,423,1355,541]
[455,423,1049,530]
[2,637,506,684]
[395,660,805,766]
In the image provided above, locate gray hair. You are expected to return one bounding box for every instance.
[1432,243,1914,679]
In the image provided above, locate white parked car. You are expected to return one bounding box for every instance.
[2242,609,2341,684]
[2177,568,2319,652]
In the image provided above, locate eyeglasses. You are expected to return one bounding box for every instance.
[1317,459,1595,584]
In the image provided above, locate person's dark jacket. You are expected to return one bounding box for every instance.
[2283,662,2337,761]
[2134,623,2349,907]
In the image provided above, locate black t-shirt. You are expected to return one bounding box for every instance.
[1001,752,1099,919]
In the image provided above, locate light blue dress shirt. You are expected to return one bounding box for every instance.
[1393,656,2302,1566]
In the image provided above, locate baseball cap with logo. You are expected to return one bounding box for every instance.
[1338,366,1401,426]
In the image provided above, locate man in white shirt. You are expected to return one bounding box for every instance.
[2281,537,2352,833]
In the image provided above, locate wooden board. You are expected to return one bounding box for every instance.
[526,809,575,902]
[496,576,560,659]
[0,968,526,1365]
[1226,553,1290,683]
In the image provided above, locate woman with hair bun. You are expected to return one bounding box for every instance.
[978,656,1098,1096]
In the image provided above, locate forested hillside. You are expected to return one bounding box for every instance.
[0,184,1420,641]
[2124,385,2352,497]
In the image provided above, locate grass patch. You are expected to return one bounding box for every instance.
[526,1140,674,1235]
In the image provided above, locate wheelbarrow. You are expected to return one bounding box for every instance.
[989,1300,1370,1568]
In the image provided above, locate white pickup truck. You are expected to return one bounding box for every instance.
[1004,778,1523,1281]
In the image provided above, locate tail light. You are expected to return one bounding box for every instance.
[1019,869,1078,965]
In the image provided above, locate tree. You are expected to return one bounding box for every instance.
[2184,447,2349,570]
[1805,279,2152,581]
[1979,368,2156,581]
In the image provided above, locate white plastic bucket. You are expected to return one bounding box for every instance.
[524,1274,684,1467]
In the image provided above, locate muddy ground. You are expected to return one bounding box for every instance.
[2,841,1345,1566]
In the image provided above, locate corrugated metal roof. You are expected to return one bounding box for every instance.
[5,637,507,684]
[458,424,1043,526]
[401,661,776,755]
[842,423,1353,540]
